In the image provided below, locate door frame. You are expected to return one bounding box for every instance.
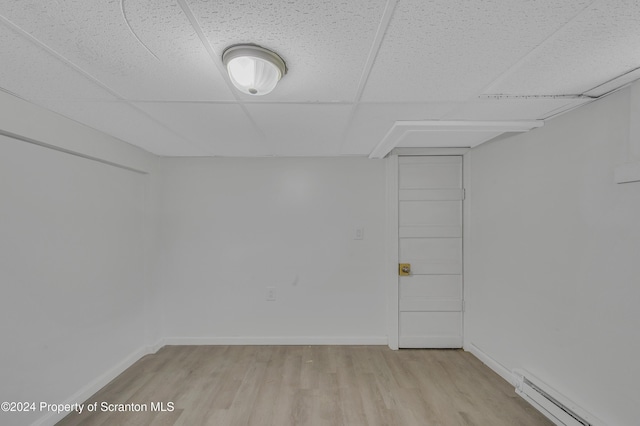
[385,148,469,350]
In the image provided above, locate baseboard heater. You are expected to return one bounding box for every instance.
[513,370,604,426]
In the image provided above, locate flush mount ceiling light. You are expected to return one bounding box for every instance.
[222,44,287,96]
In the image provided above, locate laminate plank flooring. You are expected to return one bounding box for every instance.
[57,346,552,426]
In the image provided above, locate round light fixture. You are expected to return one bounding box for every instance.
[222,44,287,96]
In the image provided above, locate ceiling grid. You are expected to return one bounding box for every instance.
[337,0,399,153]
[0,0,639,157]
[174,0,271,154]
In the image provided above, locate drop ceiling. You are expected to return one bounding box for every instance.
[1,0,639,157]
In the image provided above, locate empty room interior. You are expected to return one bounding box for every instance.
[1,1,639,425]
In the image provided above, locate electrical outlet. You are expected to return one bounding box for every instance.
[354,226,364,240]
[266,287,276,301]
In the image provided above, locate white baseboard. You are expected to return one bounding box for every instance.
[147,339,165,354]
[464,342,515,386]
[32,344,160,426]
[161,336,388,346]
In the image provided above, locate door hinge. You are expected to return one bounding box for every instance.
[462,188,466,200]
[462,300,466,312]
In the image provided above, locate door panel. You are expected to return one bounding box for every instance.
[398,156,463,348]
[399,189,463,201]
[399,238,462,274]
[400,200,461,227]
[399,157,462,188]
[399,226,461,238]
[399,312,462,348]
[400,275,462,299]
[400,298,462,312]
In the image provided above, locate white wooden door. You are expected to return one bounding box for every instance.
[398,156,463,348]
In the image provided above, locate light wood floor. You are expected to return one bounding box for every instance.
[57,346,551,426]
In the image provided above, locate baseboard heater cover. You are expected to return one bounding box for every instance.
[513,370,604,426]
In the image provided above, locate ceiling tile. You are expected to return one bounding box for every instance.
[184,0,388,102]
[1,0,636,157]
[341,102,457,155]
[36,99,209,156]
[0,21,114,101]
[0,0,234,101]
[362,0,593,102]
[484,0,640,96]
[244,104,353,156]
[134,102,271,156]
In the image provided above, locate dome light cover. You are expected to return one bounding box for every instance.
[222,45,287,96]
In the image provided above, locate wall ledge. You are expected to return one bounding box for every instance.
[0,90,156,173]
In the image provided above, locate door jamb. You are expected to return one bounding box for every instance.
[386,154,399,350]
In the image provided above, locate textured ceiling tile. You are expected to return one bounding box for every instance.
[244,104,353,156]
[134,102,272,156]
[0,22,114,101]
[1,0,637,157]
[36,99,210,156]
[486,0,640,95]
[185,0,388,102]
[362,0,593,102]
[443,98,579,120]
[0,0,234,101]
[341,102,458,155]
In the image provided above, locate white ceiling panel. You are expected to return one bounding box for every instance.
[0,0,233,101]
[1,0,639,157]
[184,0,388,102]
[134,102,271,156]
[0,20,114,101]
[484,0,640,96]
[244,104,353,156]
[341,102,457,155]
[36,100,209,156]
[362,0,593,102]
[443,98,587,120]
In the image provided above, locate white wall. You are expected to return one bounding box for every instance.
[5,75,638,426]
[464,87,640,426]
[155,157,387,343]
[0,90,155,173]
[0,134,156,426]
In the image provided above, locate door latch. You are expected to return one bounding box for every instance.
[399,263,411,276]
